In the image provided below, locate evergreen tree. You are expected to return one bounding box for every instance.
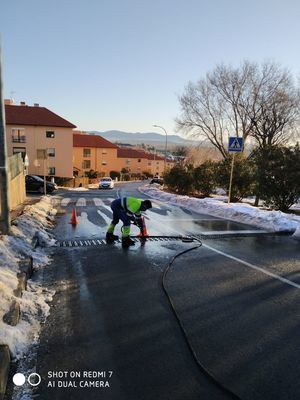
[253,145,300,211]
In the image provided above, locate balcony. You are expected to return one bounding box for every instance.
[12,135,26,143]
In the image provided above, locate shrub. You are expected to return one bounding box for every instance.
[253,145,300,212]
[142,171,153,178]
[214,155,255,202]
[193,161,216,197]
[164,164,194,194]
[110,170,120,180]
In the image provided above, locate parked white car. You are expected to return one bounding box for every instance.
[99,177,114,189]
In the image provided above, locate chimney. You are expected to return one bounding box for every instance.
[34,103,39,107]
[20,101,26,106]
[4,99,14,105]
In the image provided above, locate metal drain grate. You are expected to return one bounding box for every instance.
[58,230,289,248]
[58,236,184,247]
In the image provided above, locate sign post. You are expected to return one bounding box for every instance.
[227,137,244,204]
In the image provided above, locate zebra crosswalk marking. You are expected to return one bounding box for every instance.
[61,198,71,206]
[76,198,86,206]
[97,209,111,224]
[93,198,104,206]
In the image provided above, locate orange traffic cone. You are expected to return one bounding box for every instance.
[69,208,78,225]
[137,216,148,237]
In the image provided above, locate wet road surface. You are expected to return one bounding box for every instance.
[21,183,300,400]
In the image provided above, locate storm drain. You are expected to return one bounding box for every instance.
[57,230,287,248]
[58,237,185,247]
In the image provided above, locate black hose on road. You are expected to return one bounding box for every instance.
[161,237,242,400]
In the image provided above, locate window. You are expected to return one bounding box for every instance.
[138,159,141,163]
[102,161,107,165]
[83,148,91,157]
[148,162,151,166]
[47,148,55,157]
[125,159,131,165]
[12,128,26,143]
[13,147,26,161]
[156,161,159,165]
[48,167,56,175]
[82,160,91,169]
[46,131,55,138]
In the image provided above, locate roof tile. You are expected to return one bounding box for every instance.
[73,133,118,148]
[5,104,76,128]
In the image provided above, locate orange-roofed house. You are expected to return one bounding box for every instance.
[5,100,76,178]
[115,148,150,174]
[73,133,118,177]
[116,148,174,176]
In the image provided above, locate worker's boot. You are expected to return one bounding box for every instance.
[106,232,119,243]
[122,236,135,248]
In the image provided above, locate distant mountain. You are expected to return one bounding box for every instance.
[88,130,198,146]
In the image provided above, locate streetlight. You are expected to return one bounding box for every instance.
[153,124,168,175]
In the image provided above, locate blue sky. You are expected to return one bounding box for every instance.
[1,0,300,134]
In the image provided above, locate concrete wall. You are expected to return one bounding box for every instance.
[6,125,74,178]
[7,154,26,210]
[8,170,26,210]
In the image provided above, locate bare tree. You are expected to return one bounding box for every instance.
[245,62,300,148]
[176,61,300,158]
[176,79,229,158]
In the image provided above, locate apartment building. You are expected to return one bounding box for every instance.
[115,148,149,174]
[5,100,76,178]
[73,133,118,177]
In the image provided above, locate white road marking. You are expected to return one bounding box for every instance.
[60,198,71,206]
[97,209,111,224]
[200,230,269,236]
[203,243,300,289]
[93,198,104,206]
[76,198,86,206]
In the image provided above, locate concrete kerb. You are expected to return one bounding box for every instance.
[0,345,10,400]
[1,256,34,398]
[31,231,40,248]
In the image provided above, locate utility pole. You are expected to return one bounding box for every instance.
[0,40,10,234]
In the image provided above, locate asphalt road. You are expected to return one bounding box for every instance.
[12,182,300,400]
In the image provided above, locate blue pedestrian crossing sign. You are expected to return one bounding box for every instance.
[228,137,244,152]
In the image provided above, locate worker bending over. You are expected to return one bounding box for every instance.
[106,197,152,247]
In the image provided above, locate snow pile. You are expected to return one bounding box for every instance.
[0,196,56,358]
[67,187,89,191]
[141,184,300,237]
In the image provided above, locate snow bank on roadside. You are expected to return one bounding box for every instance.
[141,184,300,237]
[0,196,56,358]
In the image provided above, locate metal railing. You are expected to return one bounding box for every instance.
[12,135,26,143]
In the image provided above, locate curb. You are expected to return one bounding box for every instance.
[0,345,10,400]
[1,256,34,398]
[3,300,20,327]
[31,231,40,249]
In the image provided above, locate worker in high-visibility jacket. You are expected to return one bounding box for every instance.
[106,197,152,247]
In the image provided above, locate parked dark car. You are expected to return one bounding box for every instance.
[150,175,164,185]
[25,175,57,194]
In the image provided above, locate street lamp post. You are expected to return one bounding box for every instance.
[153,124,168,175]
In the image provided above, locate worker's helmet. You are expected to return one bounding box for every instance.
[140,199,152,211]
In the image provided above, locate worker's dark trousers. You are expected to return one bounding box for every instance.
[110,198,131,228]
